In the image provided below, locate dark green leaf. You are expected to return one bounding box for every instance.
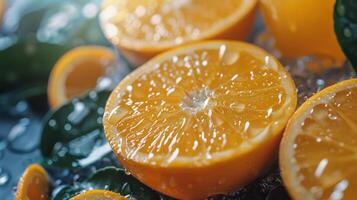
[0,38,71,92]
[0,83,47,113]
[40,90,111,168]
[334,0,357,72]
[83,167,160,200]
[0,0,109,92]
[52,167,161,200]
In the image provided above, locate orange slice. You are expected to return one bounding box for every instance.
[103,40,297,199]
[71,190,127,200]
[100,0,258,66]
[15,164,49,200]
[48,46,116,108]
[280,78,357,200]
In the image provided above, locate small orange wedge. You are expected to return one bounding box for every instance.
[15,164,49,200]
[48,46,116,108]
[280,78,357,200]
[71,190,127,200]
[100,0,258,66]
[103,40,297,199]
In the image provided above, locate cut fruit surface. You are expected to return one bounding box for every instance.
[280,78,357,200]
[48,46,115,108]
[100,0,257,66]
[71,190,127,200]
[15,164,49,200]
[103,41,297,199]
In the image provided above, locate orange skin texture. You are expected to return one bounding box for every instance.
[260,0,345,62]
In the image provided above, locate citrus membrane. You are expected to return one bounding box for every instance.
[104,40,297,198]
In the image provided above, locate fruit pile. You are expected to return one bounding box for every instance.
[2,0,356,200]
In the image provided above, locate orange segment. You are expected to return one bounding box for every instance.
[48,46,116,108]
[100,0,257,66]
[280,79,357,200]
[15,164,49,200]
[103,40,297,199]
[259,0,345,63]
[71,190,127,200]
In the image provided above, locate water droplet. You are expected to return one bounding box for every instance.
[124,168,131,175]
[343,27,352,38]
[219,45,226,59]
[64,123,72,131]
[150,14,162,25]
[314,158,328,177]
[243,121,250,132]
[49,119,57,128]
[135,5,146,17]
[330,179,349,200]
[328,113,337,120]
[0,168,10,186]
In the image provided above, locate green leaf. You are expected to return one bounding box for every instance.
[0,38,71,92]
[334,0,357,71]
[40,90,112,168]
[52,167,161,200]
[0,83,47,113]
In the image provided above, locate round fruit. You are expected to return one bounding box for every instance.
[260,0,345,63]
[48,46,115,108]
[280,78,357,200]
[15,164,49,200]
[103,40,297,199]
[100,0,257,66]
[71,190,127,200]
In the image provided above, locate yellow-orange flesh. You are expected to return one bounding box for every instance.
[104,41,297,199]
[280,79,357,200]
[15,164,49,200]
[71,190,127,200]
[48,46,115,108]
[260,0,345,62]
[100,0,257,65]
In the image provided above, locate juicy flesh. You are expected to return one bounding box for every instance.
[26,173,48,200]
[64,58,106,99]
[101,0,244,46]
[106,44,294,165]
[291,86,357,199]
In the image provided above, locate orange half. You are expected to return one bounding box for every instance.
[280,78,357,200]
[100,0,258,66]
[104,41,297,199]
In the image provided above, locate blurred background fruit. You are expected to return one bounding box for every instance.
[260,0,345,63]
[47,46,115,108]
[100,0,258,66]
